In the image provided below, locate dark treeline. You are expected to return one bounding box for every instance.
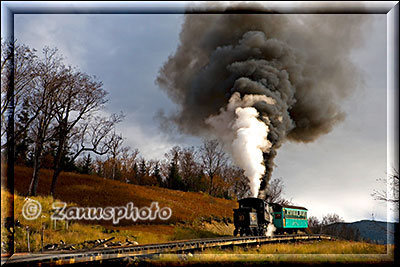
[308,214,362,241]
[75,139,252,200]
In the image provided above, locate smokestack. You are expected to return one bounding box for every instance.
[156,11,369,198]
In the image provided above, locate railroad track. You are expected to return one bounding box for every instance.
[3,234,334,265]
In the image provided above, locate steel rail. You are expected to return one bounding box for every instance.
[3,234,334,265]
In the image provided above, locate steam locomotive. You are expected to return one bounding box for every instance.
[233,197,308,236]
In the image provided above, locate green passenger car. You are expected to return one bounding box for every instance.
[270,203,308,233]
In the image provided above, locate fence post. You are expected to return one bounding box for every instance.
[41,224,44,253]
[26,226,30,253]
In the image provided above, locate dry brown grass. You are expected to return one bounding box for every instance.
[136,242,395,266]
[2,188,227,252]
[2,165,237,252]
[203,240,388,254]
[12,165,236,225]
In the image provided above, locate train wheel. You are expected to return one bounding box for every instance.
[250,229,255,236]
[260,228,266,236]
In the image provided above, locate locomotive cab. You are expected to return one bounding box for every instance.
[233,197,271,236]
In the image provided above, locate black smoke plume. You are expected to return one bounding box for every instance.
[156,12,369,199]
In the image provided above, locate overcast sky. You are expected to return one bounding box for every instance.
[13,4,395,223]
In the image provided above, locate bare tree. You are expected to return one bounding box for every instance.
[159,159,171,187]
[307,213,344,234]
[372,168,399,211]
[27,47,66,196]
[308,216,320,228]
[1,41,40,149]
[262,177,292,205]
[223,165,250,200]
[179,146,199,191]
[199,139,227,196]
[70,114,123,161]
[49,68,108,195]
[50,114,122,195]
[321,213,344,226]
[107,132,124,180]
[120,148,139,183]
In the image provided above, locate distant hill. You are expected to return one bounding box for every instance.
[325,220,398,244]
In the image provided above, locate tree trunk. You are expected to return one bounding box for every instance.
[50,126,67,197]
[50,166,62,197]
[209,175,214,196]
[27,142,43,196]
[112,161,116,180]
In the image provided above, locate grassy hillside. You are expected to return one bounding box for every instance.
[11,165,236,225]
[1,165,239,252]
[1,188,234,252]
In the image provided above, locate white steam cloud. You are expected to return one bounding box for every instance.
[206,92,274,197]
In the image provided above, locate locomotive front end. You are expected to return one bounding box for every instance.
[233,197,271,236]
